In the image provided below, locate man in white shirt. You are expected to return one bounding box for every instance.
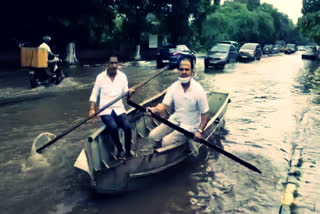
[89,56,134,159]
[38,35,59,79]
[39,36,57,58]
[147,57,209,153]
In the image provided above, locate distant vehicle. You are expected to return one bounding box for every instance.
[156,44,196,69]
[204,43,238,69]
[285,44,297,54]
[216,41,240,52]
[273,45,280,54]
[262,44,274,55]
[238,43,262,61]
[275,40,286,52]
[302,45,318,60]
[297,45,305,51]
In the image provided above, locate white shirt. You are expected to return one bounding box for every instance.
[39,42,52,54]
[89,70,128,115]
[163,79,209,132]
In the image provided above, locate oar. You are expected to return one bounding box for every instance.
[36,66,168,153]
[127,99,262,174]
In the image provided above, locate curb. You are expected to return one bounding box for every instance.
[279,147,304,214]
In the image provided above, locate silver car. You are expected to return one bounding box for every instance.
[239,43,262,61]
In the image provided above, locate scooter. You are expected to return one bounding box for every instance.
[29,55,66,88]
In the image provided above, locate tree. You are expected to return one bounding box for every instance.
[201,1,299,48]
[214,0,221,5]
[299,0,320,43]
[233,0,260,10]
[302,0,320,14]
[298,11,320,43]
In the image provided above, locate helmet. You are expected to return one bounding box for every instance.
[42,36,52,43]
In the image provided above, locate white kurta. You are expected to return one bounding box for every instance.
[89,70,128,115]
[163,79,209,132]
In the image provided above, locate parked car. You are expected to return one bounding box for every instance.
[156,44,196,69]
[297,45,305,51]
[262,44,274,55]
[238,43,262,61]
[302,45,319,60]
[285,44,297,54]
[204,44,238,69]
[273,44,280,54]
[276,40,286,52]
[216,41,240,52]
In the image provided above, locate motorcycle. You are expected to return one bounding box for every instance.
[28,55,66,88]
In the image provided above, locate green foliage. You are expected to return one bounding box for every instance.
[1,0,304,51]
[233,0,260,10]
[201,1,300,50]
[298,11,320,43]
[302,0,320,14]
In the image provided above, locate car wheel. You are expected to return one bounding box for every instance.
[218,64,225,69]
[55,70,65,84]
[29,72,36,88]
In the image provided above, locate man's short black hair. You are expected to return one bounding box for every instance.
[178,56,194,70]
[108,55,118,62]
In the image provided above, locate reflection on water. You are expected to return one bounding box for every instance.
[0,54,319,214]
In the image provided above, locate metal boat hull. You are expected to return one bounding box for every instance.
[75,90,230,194]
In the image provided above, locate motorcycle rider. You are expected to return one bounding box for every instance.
[39,36,58,58]
[37,36,60,81]
[30,35,64,87]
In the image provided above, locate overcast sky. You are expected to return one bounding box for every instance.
[261,0,303,24]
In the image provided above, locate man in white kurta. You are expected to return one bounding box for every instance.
[148,57,209,154]
[89,56,133,159]
[39,36,57,58]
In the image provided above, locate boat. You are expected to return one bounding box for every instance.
[74,89,230,194]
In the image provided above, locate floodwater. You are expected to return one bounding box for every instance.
[0,52,319,214]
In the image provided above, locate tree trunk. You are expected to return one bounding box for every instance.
[65,42,78,64]
[134,44,141,60]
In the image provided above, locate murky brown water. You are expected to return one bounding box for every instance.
[0,53,319,214]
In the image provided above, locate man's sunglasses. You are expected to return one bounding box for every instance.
[178,68,190,71]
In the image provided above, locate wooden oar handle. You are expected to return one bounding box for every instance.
[127,99,262,174]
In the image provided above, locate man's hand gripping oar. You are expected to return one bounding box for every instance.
[127,99,262,174]
[35,67,168,154]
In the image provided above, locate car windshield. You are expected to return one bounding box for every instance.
[264,45,272,48]
[160,45,176,53]
[209,45,229,53]
[241,44,257,50]
[176,45,190,52]
[287,44,295,48]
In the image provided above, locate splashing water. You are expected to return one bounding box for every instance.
[21,132,56,171]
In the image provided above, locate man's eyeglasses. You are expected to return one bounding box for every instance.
[179,68,190,71]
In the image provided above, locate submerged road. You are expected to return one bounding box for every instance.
[0,52,319,214]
